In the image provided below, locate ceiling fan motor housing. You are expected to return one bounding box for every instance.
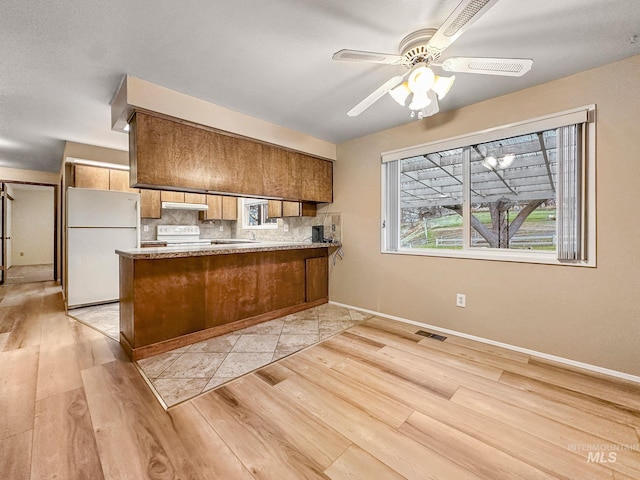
[399,28,439,66]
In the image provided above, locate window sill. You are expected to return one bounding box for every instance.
[383,247,595,267]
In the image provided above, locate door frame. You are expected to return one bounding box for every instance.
[0,180,59,283]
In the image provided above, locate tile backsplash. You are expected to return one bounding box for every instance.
[140,208,341,243]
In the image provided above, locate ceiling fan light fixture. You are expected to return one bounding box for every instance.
[407,62,435,94]
[389,81,411,106]
[499,153,516,168]
[409,92,432,111]
[482,156,498,170]
[432,75,456,99]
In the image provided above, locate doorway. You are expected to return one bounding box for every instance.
[2,182,57,285]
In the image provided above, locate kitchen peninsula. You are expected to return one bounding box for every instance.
[117,241,337,360]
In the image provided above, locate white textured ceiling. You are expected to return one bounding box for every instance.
[1,0,639,173]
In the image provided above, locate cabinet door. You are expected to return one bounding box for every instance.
[109,169,139,193]
[160,191,185,202]
[200,194,223,220]
[184,193,206,204]
[282,201,301,217]
[267,200,283,218]
[305,256,328,302]
[222,196,238,220]
[280,201,317,217]
[74,165,110,190]
[301,202,317,217]
[140,190,161,218]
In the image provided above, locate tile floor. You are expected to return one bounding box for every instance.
[68,302,120,340]
[67,301,373,407]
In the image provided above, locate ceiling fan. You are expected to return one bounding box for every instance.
[332,0,533,119]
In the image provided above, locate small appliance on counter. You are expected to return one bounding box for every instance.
[312,225,325,243]
[156,225,212,246]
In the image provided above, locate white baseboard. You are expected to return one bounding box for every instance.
[330,301,640,385]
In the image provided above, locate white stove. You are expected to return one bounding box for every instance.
[156,225,211,246]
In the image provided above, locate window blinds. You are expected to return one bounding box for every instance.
[557,124,584,261]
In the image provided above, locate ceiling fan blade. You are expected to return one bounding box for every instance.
[347,74,407,117]
[439,57,533,76]
[332,49,405,65]
[427,0,500,57]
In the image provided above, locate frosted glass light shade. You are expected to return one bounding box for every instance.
[389,82,411,106]
[407,63,435,94]
[432,75,456,99]
[409,92,432,110]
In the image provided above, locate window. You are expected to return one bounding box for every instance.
[242,199,278,229]
[382,107,595,266]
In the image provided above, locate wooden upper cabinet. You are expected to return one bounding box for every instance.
[130,112,333,203]
[109,169,138,193]
[184,193,206,204]
[74,165,110,190]
[267,200,316,218]
[282,201,301,217]
[222,196,238,220]
[140,189,161,219]
[267,200,283,218]
[160,191,185,203]
[200,195,237,221]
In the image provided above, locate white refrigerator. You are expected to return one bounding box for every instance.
[67,187,140,308]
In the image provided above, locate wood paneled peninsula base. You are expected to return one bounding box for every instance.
[116,242,336,360]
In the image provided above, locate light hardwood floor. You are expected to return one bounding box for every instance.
[1,281,639,479]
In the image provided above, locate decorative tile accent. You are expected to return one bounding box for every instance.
[158,353,227,378]
[137,353,182,378]
[151,378,210,406]
[69,302,372,407]
[231,335,280,353]
[214,352,274,377]
[186,334,241,353]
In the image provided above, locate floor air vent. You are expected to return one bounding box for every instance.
[415,330,447,341]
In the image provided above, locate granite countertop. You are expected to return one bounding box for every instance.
[117,241,341,259]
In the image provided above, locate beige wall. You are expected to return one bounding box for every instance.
[11,186,55,266]
[331,54,640,376]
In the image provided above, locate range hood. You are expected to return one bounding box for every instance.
[161,201,208,211]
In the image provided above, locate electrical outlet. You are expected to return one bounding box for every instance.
[143,225,149,232]
[332,224,336,232]
[283,223,289,232]
[219,225,224,231]
[456,293,466,308]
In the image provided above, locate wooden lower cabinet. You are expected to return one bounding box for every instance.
[118,247,329,360]
[305,256,329,302]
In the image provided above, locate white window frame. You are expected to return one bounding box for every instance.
[241,198,278,230]
[381,106,596,267]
